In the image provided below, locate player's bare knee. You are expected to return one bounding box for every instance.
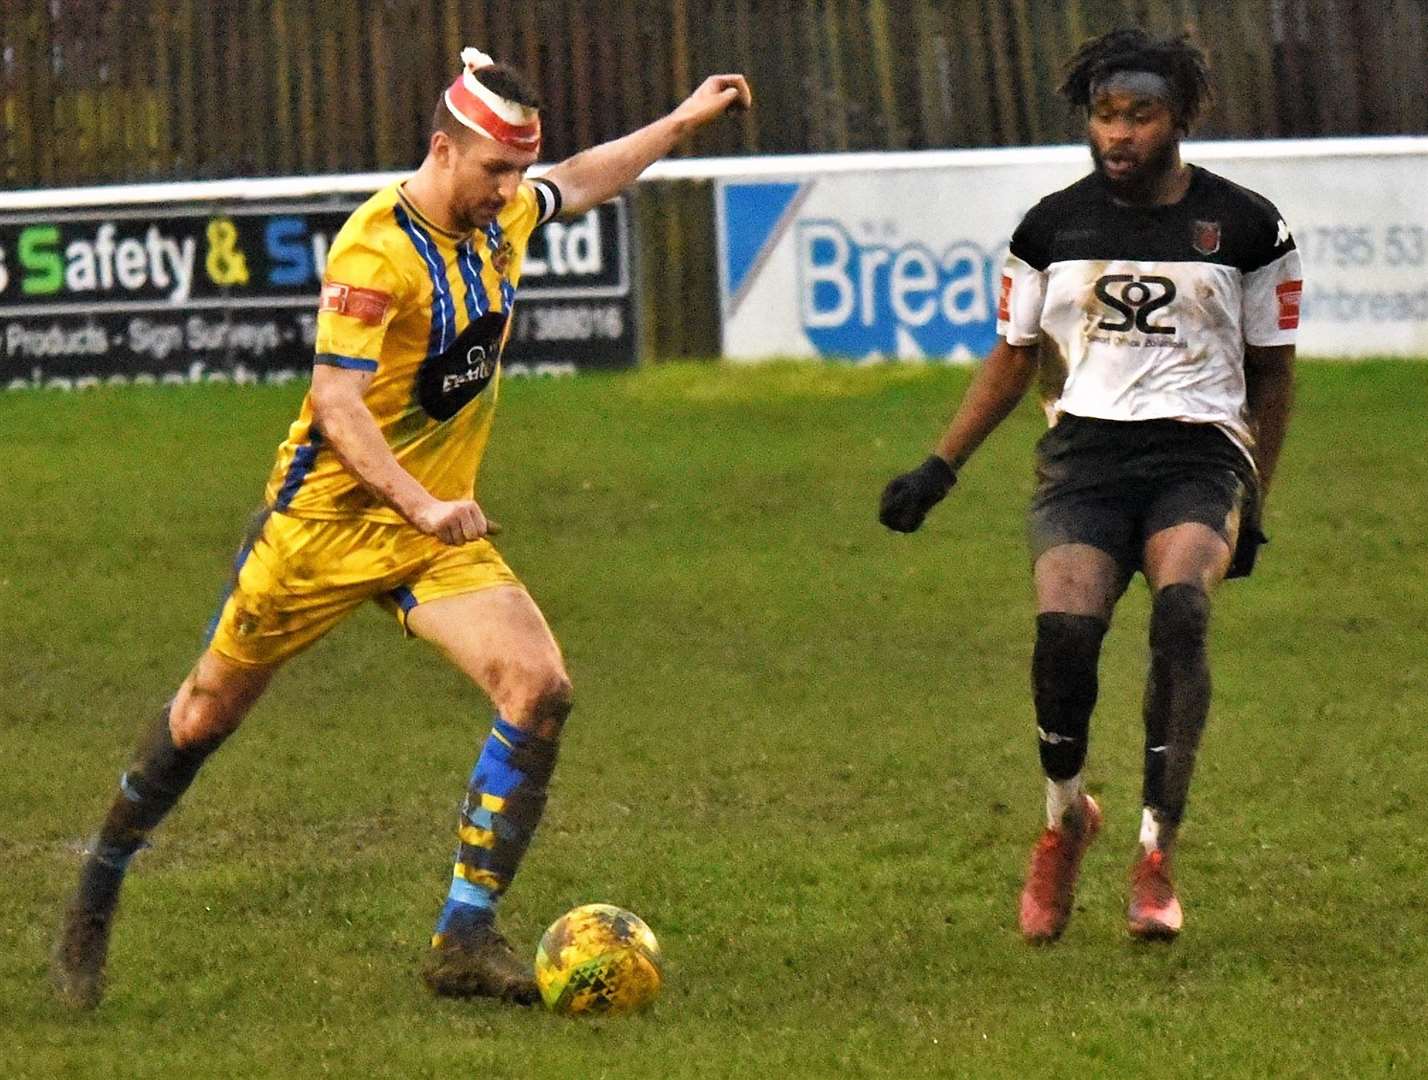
[1149,583,1210,663]
[170,659,269,747]
[169,692,243,748]
[501,672,573,739]
[530,674,574,737]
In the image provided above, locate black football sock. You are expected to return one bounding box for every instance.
[1140,584,1212,847]
[76,705,226,911]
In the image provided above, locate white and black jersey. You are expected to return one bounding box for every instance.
[996,165,1302,464]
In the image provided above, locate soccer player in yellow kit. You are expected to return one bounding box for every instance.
[54,47,752,1009]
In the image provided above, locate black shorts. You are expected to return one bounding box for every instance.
[1027,414,1257,574]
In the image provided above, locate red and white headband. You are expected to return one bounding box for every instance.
[443,46,541,152]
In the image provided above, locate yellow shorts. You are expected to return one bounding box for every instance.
[206,511,522,667]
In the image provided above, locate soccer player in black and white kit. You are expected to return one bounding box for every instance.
[879,29,1300,942]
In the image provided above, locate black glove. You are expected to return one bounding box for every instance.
[1227,522,1268,579]
[1227,484,1268,579]
[879,455,957,533]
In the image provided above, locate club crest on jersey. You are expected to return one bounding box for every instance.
[1190,220,1221,256]
[490,240,514,275]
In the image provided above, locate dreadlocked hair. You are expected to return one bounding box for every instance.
[1059,28,1213,129]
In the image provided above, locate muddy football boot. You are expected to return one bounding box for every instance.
[421,924,539,1005]
[1128,848,1183,941]
[53,890,119,1010]
[1018,793,1102,943]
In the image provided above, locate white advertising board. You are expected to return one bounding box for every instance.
[715,138,1428,361]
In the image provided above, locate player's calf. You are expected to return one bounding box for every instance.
[1141,586,1211,813]
[1032,612,1108,782]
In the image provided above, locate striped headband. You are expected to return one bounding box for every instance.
[443,46,541,152]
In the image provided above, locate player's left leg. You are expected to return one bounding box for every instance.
[404,585,572,1004]
[54,651,276,1008]
[1131,519,1234,939]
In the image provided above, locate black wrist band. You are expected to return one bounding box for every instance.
[921,454,957,489]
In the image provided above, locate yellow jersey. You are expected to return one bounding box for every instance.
[264,178,561,521]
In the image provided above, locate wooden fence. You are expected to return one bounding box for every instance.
[4,0,1425,358]
[4,0,1426,189]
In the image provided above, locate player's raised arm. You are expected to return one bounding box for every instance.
[540,75,752,216]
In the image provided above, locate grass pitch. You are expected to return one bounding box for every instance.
[1,360,1425,1078]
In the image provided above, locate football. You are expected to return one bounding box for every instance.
[534,903,663,1016]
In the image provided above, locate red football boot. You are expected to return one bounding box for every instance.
[1017,794,1101,943]
[1127,848,1184,940]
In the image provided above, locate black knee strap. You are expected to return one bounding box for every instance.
[1033,613,1109,781]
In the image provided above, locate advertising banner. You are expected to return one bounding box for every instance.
[716,141,1428,361]
[0,193,634,390]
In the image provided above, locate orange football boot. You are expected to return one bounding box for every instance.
[1017,794,1101,943]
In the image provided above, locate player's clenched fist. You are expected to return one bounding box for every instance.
[672,74,753,130]
[413,498,490,545]
[879,455,958,533]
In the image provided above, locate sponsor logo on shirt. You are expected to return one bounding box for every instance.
[319,282,391,325]
[417,310,507,421]
[1094,274,1178,336]
[442,345,498,394]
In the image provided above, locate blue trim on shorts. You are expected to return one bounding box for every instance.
[314,353,379,372]
[202,511,270,645]
[389,585,419,613]
[394,204,455,356]
[273,427,324,512]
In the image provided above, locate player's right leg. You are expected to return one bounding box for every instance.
[400,583,572,1005]
[1017,542,1125,942]
[1018,418,1140,942]
[53,650,276,1009]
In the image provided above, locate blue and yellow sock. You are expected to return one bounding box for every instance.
[432,716,559,947]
